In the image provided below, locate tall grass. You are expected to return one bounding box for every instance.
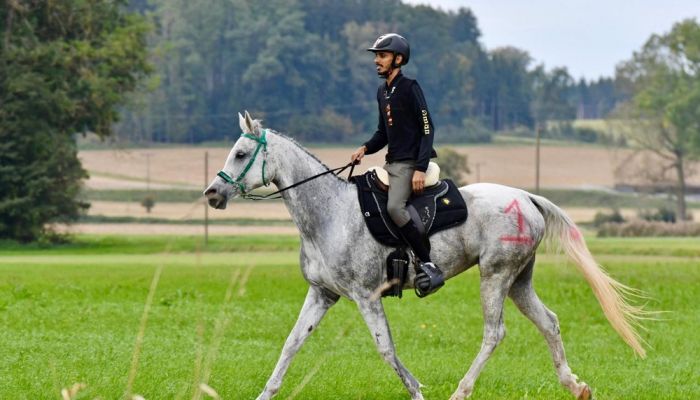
[1,236,698,399]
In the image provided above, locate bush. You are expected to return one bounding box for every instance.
[545,122,600,143]
[141,195,156,213]
[436,147,470,186]
[597,220,700,237]
[592,209,625,227]
[637,207,692,223]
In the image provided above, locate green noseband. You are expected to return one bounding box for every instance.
[217,129,270,194]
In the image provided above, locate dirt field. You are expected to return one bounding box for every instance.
[77,143,699,235]
[80,144,700,190]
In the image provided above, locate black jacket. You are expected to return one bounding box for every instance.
[363,72,437,172]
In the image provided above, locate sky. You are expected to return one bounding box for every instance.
[402,0,699,80]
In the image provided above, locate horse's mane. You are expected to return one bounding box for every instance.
[272,130,348,184]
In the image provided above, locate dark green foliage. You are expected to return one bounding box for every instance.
[0,1,150,241]
[637,207,694,223]
[545,123,599,142]
[140,194,156,213]
[592,209,626,227]
[118,0,624,144]
[435,147,469,186]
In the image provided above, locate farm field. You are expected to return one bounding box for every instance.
[78,144,700,190]
[73,144,700,235]
[1,235,698,399]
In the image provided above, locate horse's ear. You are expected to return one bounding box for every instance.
[238,112,247,133]
[244,110,262,137]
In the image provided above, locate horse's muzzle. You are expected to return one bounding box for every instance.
[204,187,227,209]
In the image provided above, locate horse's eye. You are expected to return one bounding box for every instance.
[235,151,246,159]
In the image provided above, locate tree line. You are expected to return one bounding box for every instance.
[117,0,627,144]
[2,0,698,241]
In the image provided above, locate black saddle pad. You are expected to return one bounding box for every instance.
[351,171,468,247]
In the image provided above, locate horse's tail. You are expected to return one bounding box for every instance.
[528,193,647,358]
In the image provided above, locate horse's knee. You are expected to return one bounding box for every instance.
[543,309,561,337]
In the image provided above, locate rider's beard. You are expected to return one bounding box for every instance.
[377,64,391,78]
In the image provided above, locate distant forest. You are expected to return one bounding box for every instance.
[118,0,630,144]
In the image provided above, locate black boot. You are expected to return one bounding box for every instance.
[398,221,444,297]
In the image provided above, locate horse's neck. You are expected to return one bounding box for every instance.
[269,134,354,240]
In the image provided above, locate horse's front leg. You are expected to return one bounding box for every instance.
[256,285,339,400]
[356,298,424,400]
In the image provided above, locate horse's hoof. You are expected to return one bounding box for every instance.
[577,384,592,400]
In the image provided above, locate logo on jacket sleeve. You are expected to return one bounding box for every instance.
[422,110,430,135]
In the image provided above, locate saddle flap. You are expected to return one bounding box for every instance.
[352,171,468,247]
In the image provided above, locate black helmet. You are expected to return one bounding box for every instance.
[367,33,410,65]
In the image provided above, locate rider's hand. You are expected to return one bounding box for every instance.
[412,170,426,194]
[350,145,367,164]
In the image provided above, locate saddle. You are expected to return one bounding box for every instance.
[351,168,468,248]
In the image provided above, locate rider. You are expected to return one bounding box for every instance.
[350,33,444,297]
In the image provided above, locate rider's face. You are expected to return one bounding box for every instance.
[374,51,394,76]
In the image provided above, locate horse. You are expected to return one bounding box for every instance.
[204,112,646,400]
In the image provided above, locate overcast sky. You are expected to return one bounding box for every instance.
[402,0,699,80]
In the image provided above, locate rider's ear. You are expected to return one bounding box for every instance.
[238,112,247,133]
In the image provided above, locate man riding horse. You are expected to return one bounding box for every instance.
[351,33,445,297]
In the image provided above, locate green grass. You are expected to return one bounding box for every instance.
[1,236,698,399]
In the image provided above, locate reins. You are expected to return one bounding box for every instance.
[241,161,356,201]
[217,129,358,201]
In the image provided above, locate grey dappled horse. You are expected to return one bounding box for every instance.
[204,112,646,400]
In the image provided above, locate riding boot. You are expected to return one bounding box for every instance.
[398,221,444,297]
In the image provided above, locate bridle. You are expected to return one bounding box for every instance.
[216,129,356,201]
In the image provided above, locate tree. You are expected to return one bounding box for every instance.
[614,19,700,221]
[0,1,150,241]
[436,147,470,186]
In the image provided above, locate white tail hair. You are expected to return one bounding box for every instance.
[528,193,648,358]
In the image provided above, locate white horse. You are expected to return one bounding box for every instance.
[204,112,646,400]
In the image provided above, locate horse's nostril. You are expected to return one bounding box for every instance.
[205,188,217,196]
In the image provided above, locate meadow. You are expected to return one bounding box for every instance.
[1,235,698,399]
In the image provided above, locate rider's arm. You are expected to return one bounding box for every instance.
[363,95,388,155]
[411,82,434,172]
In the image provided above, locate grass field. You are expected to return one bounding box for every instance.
[1,235,698,399]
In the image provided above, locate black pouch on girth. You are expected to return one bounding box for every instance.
[382,248,409,298]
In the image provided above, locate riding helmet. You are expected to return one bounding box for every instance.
[367,33,410,65]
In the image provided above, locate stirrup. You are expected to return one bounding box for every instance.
[414,262,444,298]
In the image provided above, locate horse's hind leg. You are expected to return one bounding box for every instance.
[508,256,592,400]
[450,269,511,400]
[256,285,339,400]
[356,298,424,400]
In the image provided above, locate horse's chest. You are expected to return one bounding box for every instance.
[300,242,379,294]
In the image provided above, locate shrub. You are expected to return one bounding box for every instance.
[436,147,470,186]
[597,220,700,237]
[637,207,693,223]
[592,208,625,227]
[141,195,156,213]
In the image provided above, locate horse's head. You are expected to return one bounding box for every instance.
[204,111,274,209]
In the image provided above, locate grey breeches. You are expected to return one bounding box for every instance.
[385,161,415,227]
